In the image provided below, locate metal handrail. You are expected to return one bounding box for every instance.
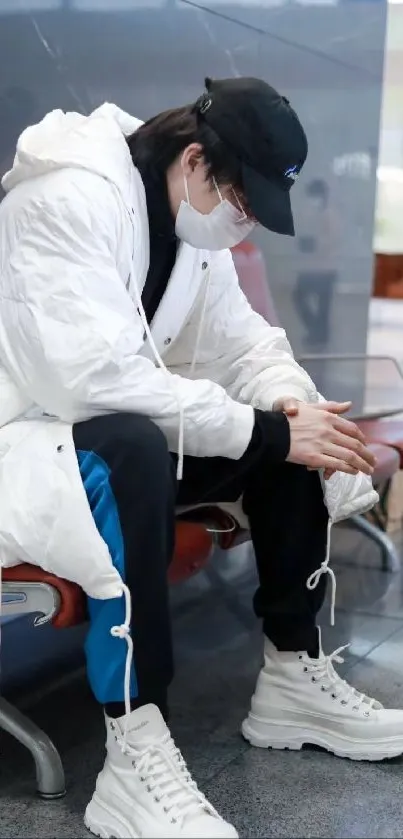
[297,353,403,380]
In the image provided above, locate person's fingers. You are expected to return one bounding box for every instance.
[319,400,352,415]
[308,466,359,479]
[308,465,335,477]
[331,414,367,444]
[323,466,358,480]
[330,431,376,468]
[308,465,355,479]
[308,454,359,475]
[282,398,300,416]
[324,442,374,475]
[273,397,300,414]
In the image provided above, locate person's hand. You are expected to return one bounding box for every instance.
[284,401,375,477]
[273,396,352,418]
[273,397,357,478]
[273,396,302,416]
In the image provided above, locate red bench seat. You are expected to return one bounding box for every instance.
[358,418,403,468]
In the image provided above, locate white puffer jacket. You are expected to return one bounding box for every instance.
[0,104,378,600]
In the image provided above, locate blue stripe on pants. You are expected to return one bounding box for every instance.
[77,449,138,704]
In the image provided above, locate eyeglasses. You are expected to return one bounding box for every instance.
[213,178,257,223]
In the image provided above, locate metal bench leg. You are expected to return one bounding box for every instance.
[0,696,66,798]
[349,514,401,572]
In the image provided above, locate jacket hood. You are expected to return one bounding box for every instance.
[1,103,143,197]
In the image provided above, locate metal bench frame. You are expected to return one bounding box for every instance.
[349,513,400,572]
[1,585,66,798]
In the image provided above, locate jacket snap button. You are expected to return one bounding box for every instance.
[202,261,208,270]
[57,445,64,453]
[164,337,172,346]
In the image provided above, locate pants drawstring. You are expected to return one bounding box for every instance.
[306,518,336,626]
[110,583,133,750]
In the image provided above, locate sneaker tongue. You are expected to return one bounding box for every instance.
[120,704,169,744]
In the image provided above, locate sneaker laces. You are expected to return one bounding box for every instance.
[302,640,381,712]
[108,583,225,824]
[109,585,219,826]
[306,519,337,625]
[118,730,220,826]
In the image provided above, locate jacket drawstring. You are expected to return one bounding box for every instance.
[116,215,217,738]
[128,273,185,481]
[190,268,212,376]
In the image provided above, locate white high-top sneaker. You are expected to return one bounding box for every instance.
[85,704,238,838]
[242,635,403,761]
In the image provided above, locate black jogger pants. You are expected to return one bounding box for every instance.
[73,413,329,719]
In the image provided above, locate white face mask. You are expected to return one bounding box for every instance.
[175,174,256,250]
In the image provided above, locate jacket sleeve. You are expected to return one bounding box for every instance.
[0,182,254,459]
[166,248,319,410]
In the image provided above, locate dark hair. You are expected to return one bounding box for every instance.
[305,178,329,203]
[127,104,243,188]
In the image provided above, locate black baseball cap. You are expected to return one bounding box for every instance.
[195,77,308,236]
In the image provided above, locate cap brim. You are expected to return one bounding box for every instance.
[242,161,295,236]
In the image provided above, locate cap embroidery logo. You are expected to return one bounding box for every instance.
[284,165,299,181]
[199,96,212,114]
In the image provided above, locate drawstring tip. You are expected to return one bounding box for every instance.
[176,454,184,481]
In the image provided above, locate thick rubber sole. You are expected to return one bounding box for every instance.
[85,794,139,839]
[241,715,403,762]
[85,793,239,839]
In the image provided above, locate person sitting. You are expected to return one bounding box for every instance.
[0,77,396,839]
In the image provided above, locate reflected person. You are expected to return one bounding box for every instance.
[293,178,339,346]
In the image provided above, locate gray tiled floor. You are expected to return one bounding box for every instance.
[2,525,403,838]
